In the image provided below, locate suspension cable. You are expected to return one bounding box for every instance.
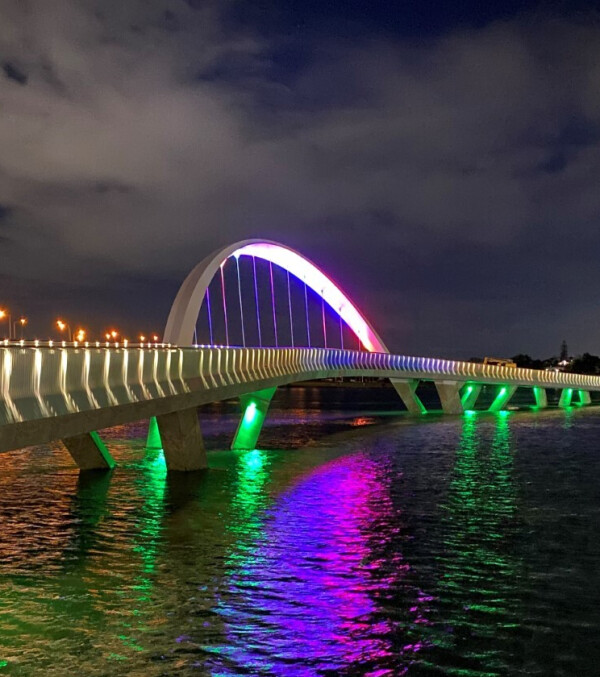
[269,261,278,347]
[321,293,327,349]
[220,262,229,346]
[252,256,262,348]
[235,255,246,347]
[287,270,294,348]
[206,286,214,345]
[304,280,311,347]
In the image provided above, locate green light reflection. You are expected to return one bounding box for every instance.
[430,412,520,673]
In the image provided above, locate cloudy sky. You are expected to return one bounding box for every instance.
[1,0,600,358]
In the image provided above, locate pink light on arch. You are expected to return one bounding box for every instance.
[231,242,387,353]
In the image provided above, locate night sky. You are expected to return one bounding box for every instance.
[1,0,600,358]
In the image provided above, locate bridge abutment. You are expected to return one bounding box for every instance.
[390,379,427,415]
[63,431,116,471]
[231,387,277,450]
[156,408,207,471]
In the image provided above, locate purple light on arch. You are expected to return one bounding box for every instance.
[231,242,387,353]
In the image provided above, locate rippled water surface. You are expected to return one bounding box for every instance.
[1,387,600,676]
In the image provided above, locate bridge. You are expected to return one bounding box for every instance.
[1,239,598,472]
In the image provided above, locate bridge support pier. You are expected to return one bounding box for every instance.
[231,387,277,450]
[533,387,548,408]
[578,390,592,405]
[156,408,207,471]
[559,388,574,408]
[63,431,116,470]
[146,416,163,450]
[461,383,482,410]
[435,381,464,414]
[390,379,427,415]
[489,385,517,412]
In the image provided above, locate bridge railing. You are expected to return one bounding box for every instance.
[2,346,600,427]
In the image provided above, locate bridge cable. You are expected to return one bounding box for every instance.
[304,280,311,347]
[287,270,294,348]
[321,294,327,348]
[206,286,214,345]
[252,256,262,347]
[220,262,229,346]
[235,255,246,347]
[269,261,278,347]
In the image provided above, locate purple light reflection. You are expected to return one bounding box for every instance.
[208,452,432,675]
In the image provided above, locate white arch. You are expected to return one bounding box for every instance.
[164,239,388,352]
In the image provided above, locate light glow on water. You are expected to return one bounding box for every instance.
[0,398,600,674]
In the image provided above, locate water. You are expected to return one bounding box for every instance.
[1,387,600,676]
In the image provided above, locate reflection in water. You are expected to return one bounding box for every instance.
[209,450,431,676]
[111,449,168,660]
[1,399,600,675]
[424,412,521,676]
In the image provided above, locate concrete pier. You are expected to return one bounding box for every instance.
[231,387,277,450]
[435,381,464,414]
[156,408,207,471]
[461,383,482,410]
[391,379,426,414]
[63,431,116,470]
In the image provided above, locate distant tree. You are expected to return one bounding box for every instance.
[511,354,544,369]
[567,353,600,375]
[560,340,569,361]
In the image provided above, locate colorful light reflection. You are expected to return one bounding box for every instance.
[209,452,430,675]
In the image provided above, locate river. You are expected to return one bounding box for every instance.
[0,386,599,676]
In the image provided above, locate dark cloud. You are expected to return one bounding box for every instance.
[2,61,27,84]
[0,0,599,356]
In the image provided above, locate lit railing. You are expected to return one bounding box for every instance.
[1,345,600,427]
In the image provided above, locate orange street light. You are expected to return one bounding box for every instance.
[56,319,72,342]
[152,334,159,342]
[0,309,9,339]
[16,317,27,340]
[75,328,86,342]
[139,335,146,342]
[110,330,118,339]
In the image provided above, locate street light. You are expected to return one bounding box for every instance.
[75,328,86,342]
[15,317,27,340]
[56,319,73,342]
[0,309,10,340]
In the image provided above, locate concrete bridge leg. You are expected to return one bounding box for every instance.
[156,408,207,471]
[489,385,518,412]
[461,383,482,410]
[145,416,163,450]
[435,381,464,414]
[578,390,592,405]
[63,431,116,470]
[390,379,427,414]
[533,387,548,408]
[231,387,277,450]
[559,388,574,408]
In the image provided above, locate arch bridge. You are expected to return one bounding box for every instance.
[0,239,597,471]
